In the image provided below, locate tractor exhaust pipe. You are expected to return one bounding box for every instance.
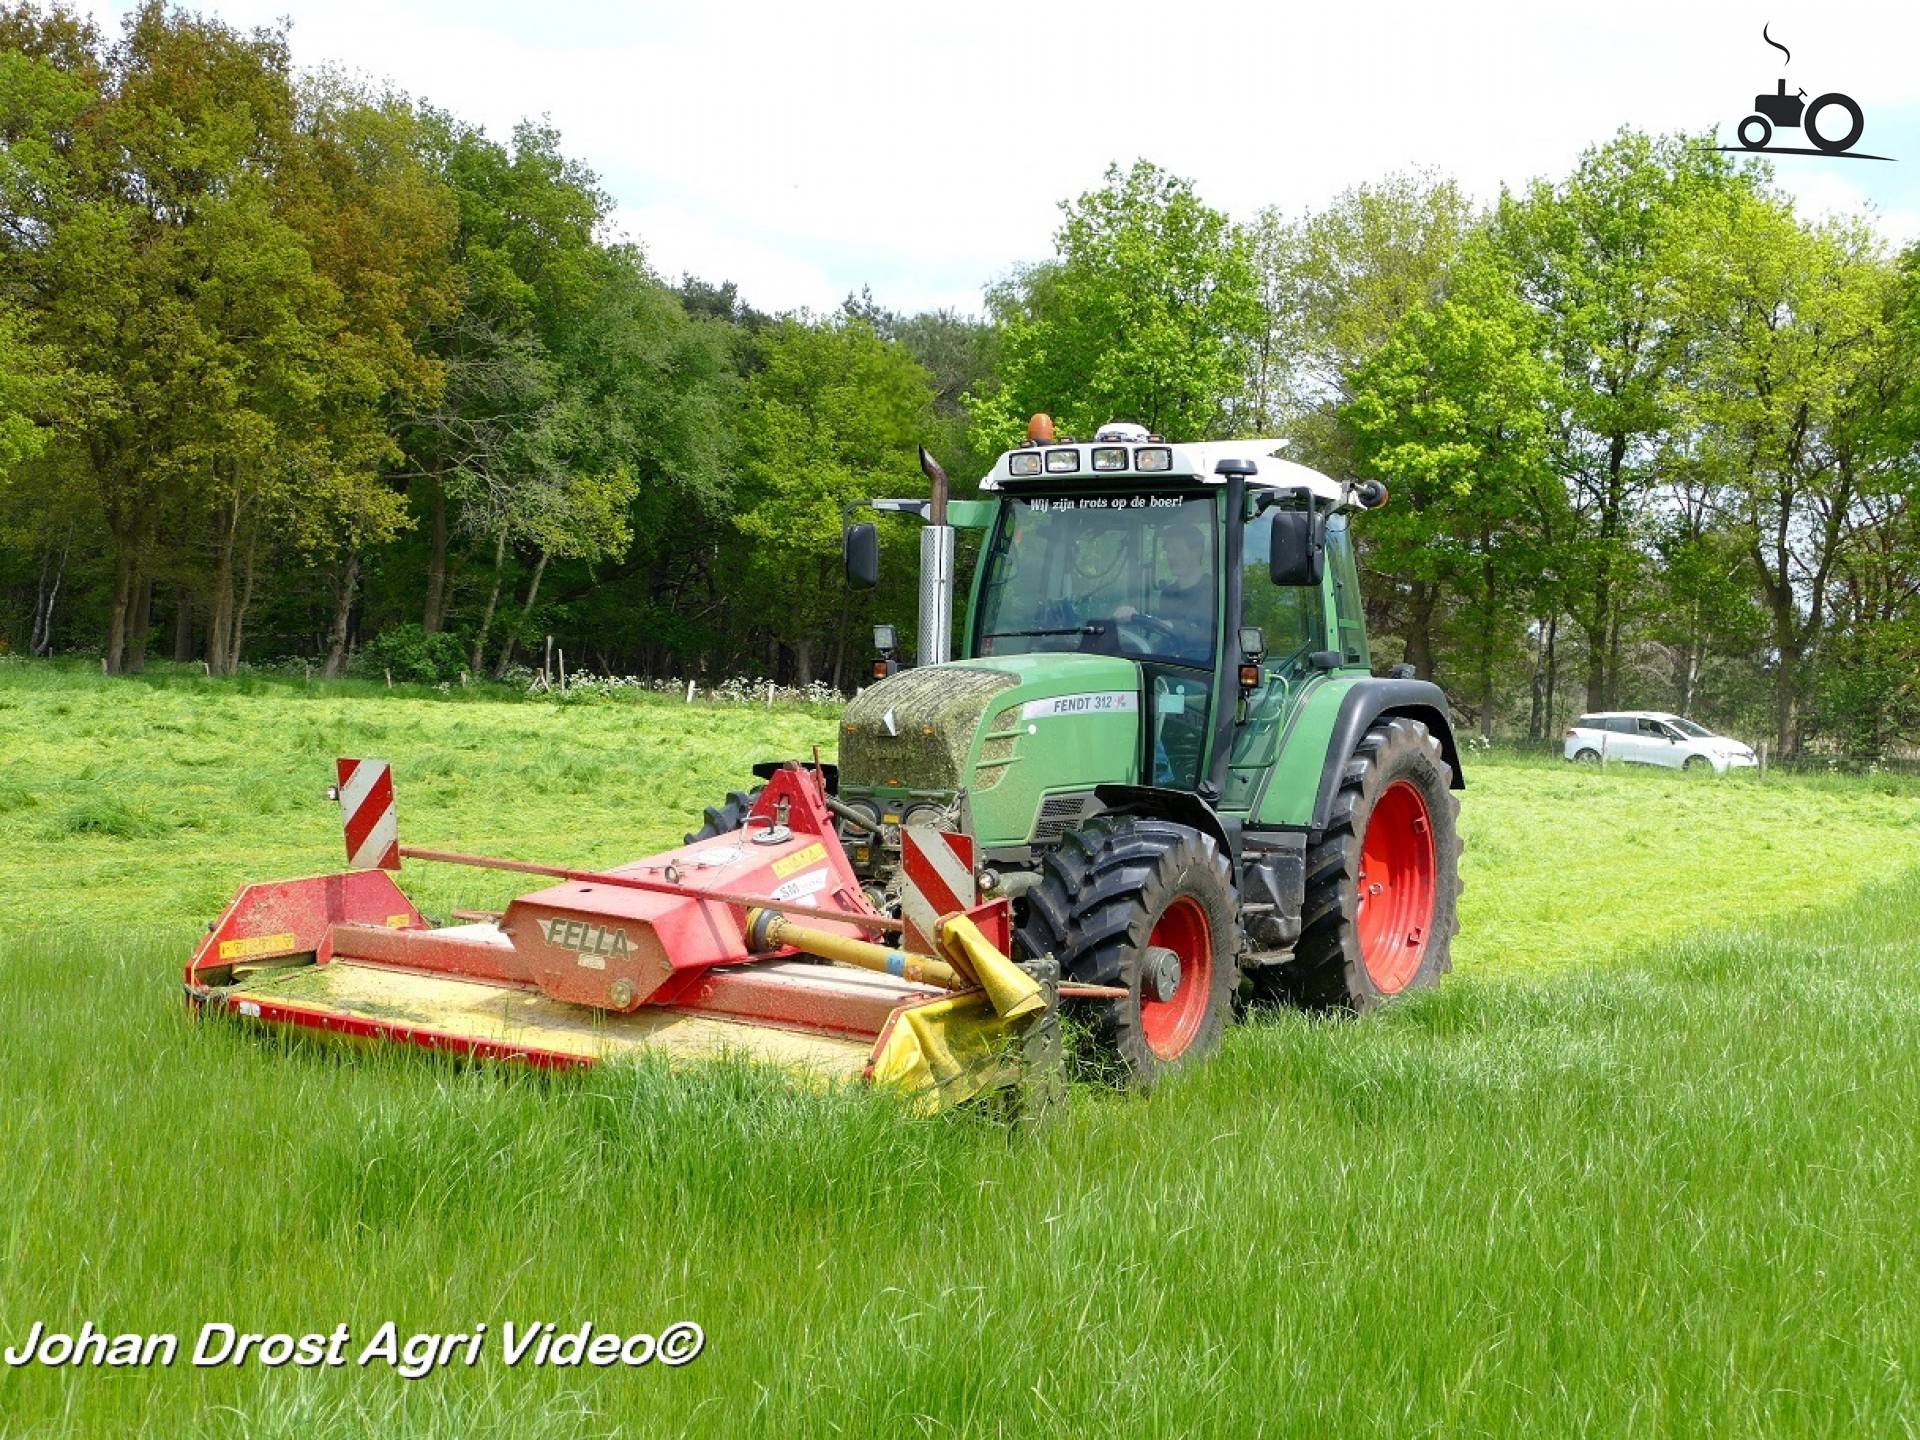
[918,446,954,665]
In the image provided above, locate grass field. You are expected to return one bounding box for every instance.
[1,663,1916,1436]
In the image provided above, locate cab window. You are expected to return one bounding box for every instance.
[1325,513,1369,667]
[1239,505,1324,667]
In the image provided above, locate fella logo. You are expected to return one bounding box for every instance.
[1715,24,1892,162]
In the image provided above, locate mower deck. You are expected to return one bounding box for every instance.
[207,955,891,1074]
[185,762,1055,1112]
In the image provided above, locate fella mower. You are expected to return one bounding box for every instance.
[185,418,1463,1105]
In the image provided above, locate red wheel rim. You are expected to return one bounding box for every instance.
[1355,779,1437,994]
[1140,896,1212,1060]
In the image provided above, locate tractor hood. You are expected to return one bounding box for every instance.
[839,653,1144,847]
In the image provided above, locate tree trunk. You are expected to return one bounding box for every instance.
[1404,580,1438,679]
[173,591,196,662]
[1674,604,1701,717]
[494,549,549,678]
[1581,616,1607,711]
[125,571,153,674]
[1527,618,1546,741]
[1773,631,1799,760]
[1605,605,1623,709]
[1583,431,1629,712]
[207,507,238,677]
[227,532,259,675]
[423,480,449,634]
[105,546,136,675]
[470,525,508,673]
[30,540,68,656]
[792,638,815,687]
[323,552,360,679]
[830,588,849,693]
[1543,613,1558,735]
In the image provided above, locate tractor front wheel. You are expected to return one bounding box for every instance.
[1281,717,1460,1011]
[1017,816,1239,1088]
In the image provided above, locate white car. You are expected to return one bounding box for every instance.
[1563,711,1758,774]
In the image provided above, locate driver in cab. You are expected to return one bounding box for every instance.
[1114,524,1213,666]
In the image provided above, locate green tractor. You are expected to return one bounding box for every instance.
[699,418,1464,1086]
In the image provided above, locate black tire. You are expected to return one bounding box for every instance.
[684,787,762,844]
[1738,113,1772,150]
[1683,754,1711,773]
[1017,815,1239,1088]
[1278,717,1461,1012]
[1573,748,1601,764]
[1806,93,1863,153]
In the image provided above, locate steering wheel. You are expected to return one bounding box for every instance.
[1090,614,1162,656]
[1127,611,1178,638]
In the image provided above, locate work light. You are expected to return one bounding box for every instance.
[1045,448,1080,473]
[1009,451,1042,476]
[1135,446,1171,472]
[1091,447,1127,472]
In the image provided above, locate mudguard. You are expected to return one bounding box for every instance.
[1092,783,1238,859]
[1307,678,1463,831]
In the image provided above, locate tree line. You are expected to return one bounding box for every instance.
[1,3,1915,759]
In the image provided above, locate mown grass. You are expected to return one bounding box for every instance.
[0,661,1915,1436]
[3,662,1915,965]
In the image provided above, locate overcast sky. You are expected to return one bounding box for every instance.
[83,0,1920,316]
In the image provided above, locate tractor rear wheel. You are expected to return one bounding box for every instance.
[684,787,763,844]
[1279,717,1460,1012]
[1017,815,1239,1088]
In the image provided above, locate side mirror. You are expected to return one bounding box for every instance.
[843,522,879,589]
[1269,510,1325,587]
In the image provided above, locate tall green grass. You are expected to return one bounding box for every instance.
[2,877,1917,1435]
[0,662,1915,1435]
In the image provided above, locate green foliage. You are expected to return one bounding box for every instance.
[0,0,1913,755]
[980,159,1261,443]
[734,314,934,677]
[1343,233,1561,724]
[356,621,471,684]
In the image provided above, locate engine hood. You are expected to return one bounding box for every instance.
[838,653,1144,845]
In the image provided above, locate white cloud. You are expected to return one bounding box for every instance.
[82,0,1920,311]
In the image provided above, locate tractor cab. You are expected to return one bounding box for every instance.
[965,423,1373,796]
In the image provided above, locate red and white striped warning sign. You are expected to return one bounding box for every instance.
[335,757,400,871]
[901,826,976,957]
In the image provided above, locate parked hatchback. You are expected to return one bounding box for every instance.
[1564,711,1758,774]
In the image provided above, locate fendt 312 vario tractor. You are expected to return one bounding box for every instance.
[186,416,1463,1106]
[700,418,1465,1086]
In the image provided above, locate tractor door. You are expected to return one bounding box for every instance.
[1219,502,1332,812]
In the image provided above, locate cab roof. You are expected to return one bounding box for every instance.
[982,436,1348,505]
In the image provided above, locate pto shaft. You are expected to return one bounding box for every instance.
[746,908,962,989]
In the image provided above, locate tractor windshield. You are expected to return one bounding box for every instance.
[973,494,1217,668]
